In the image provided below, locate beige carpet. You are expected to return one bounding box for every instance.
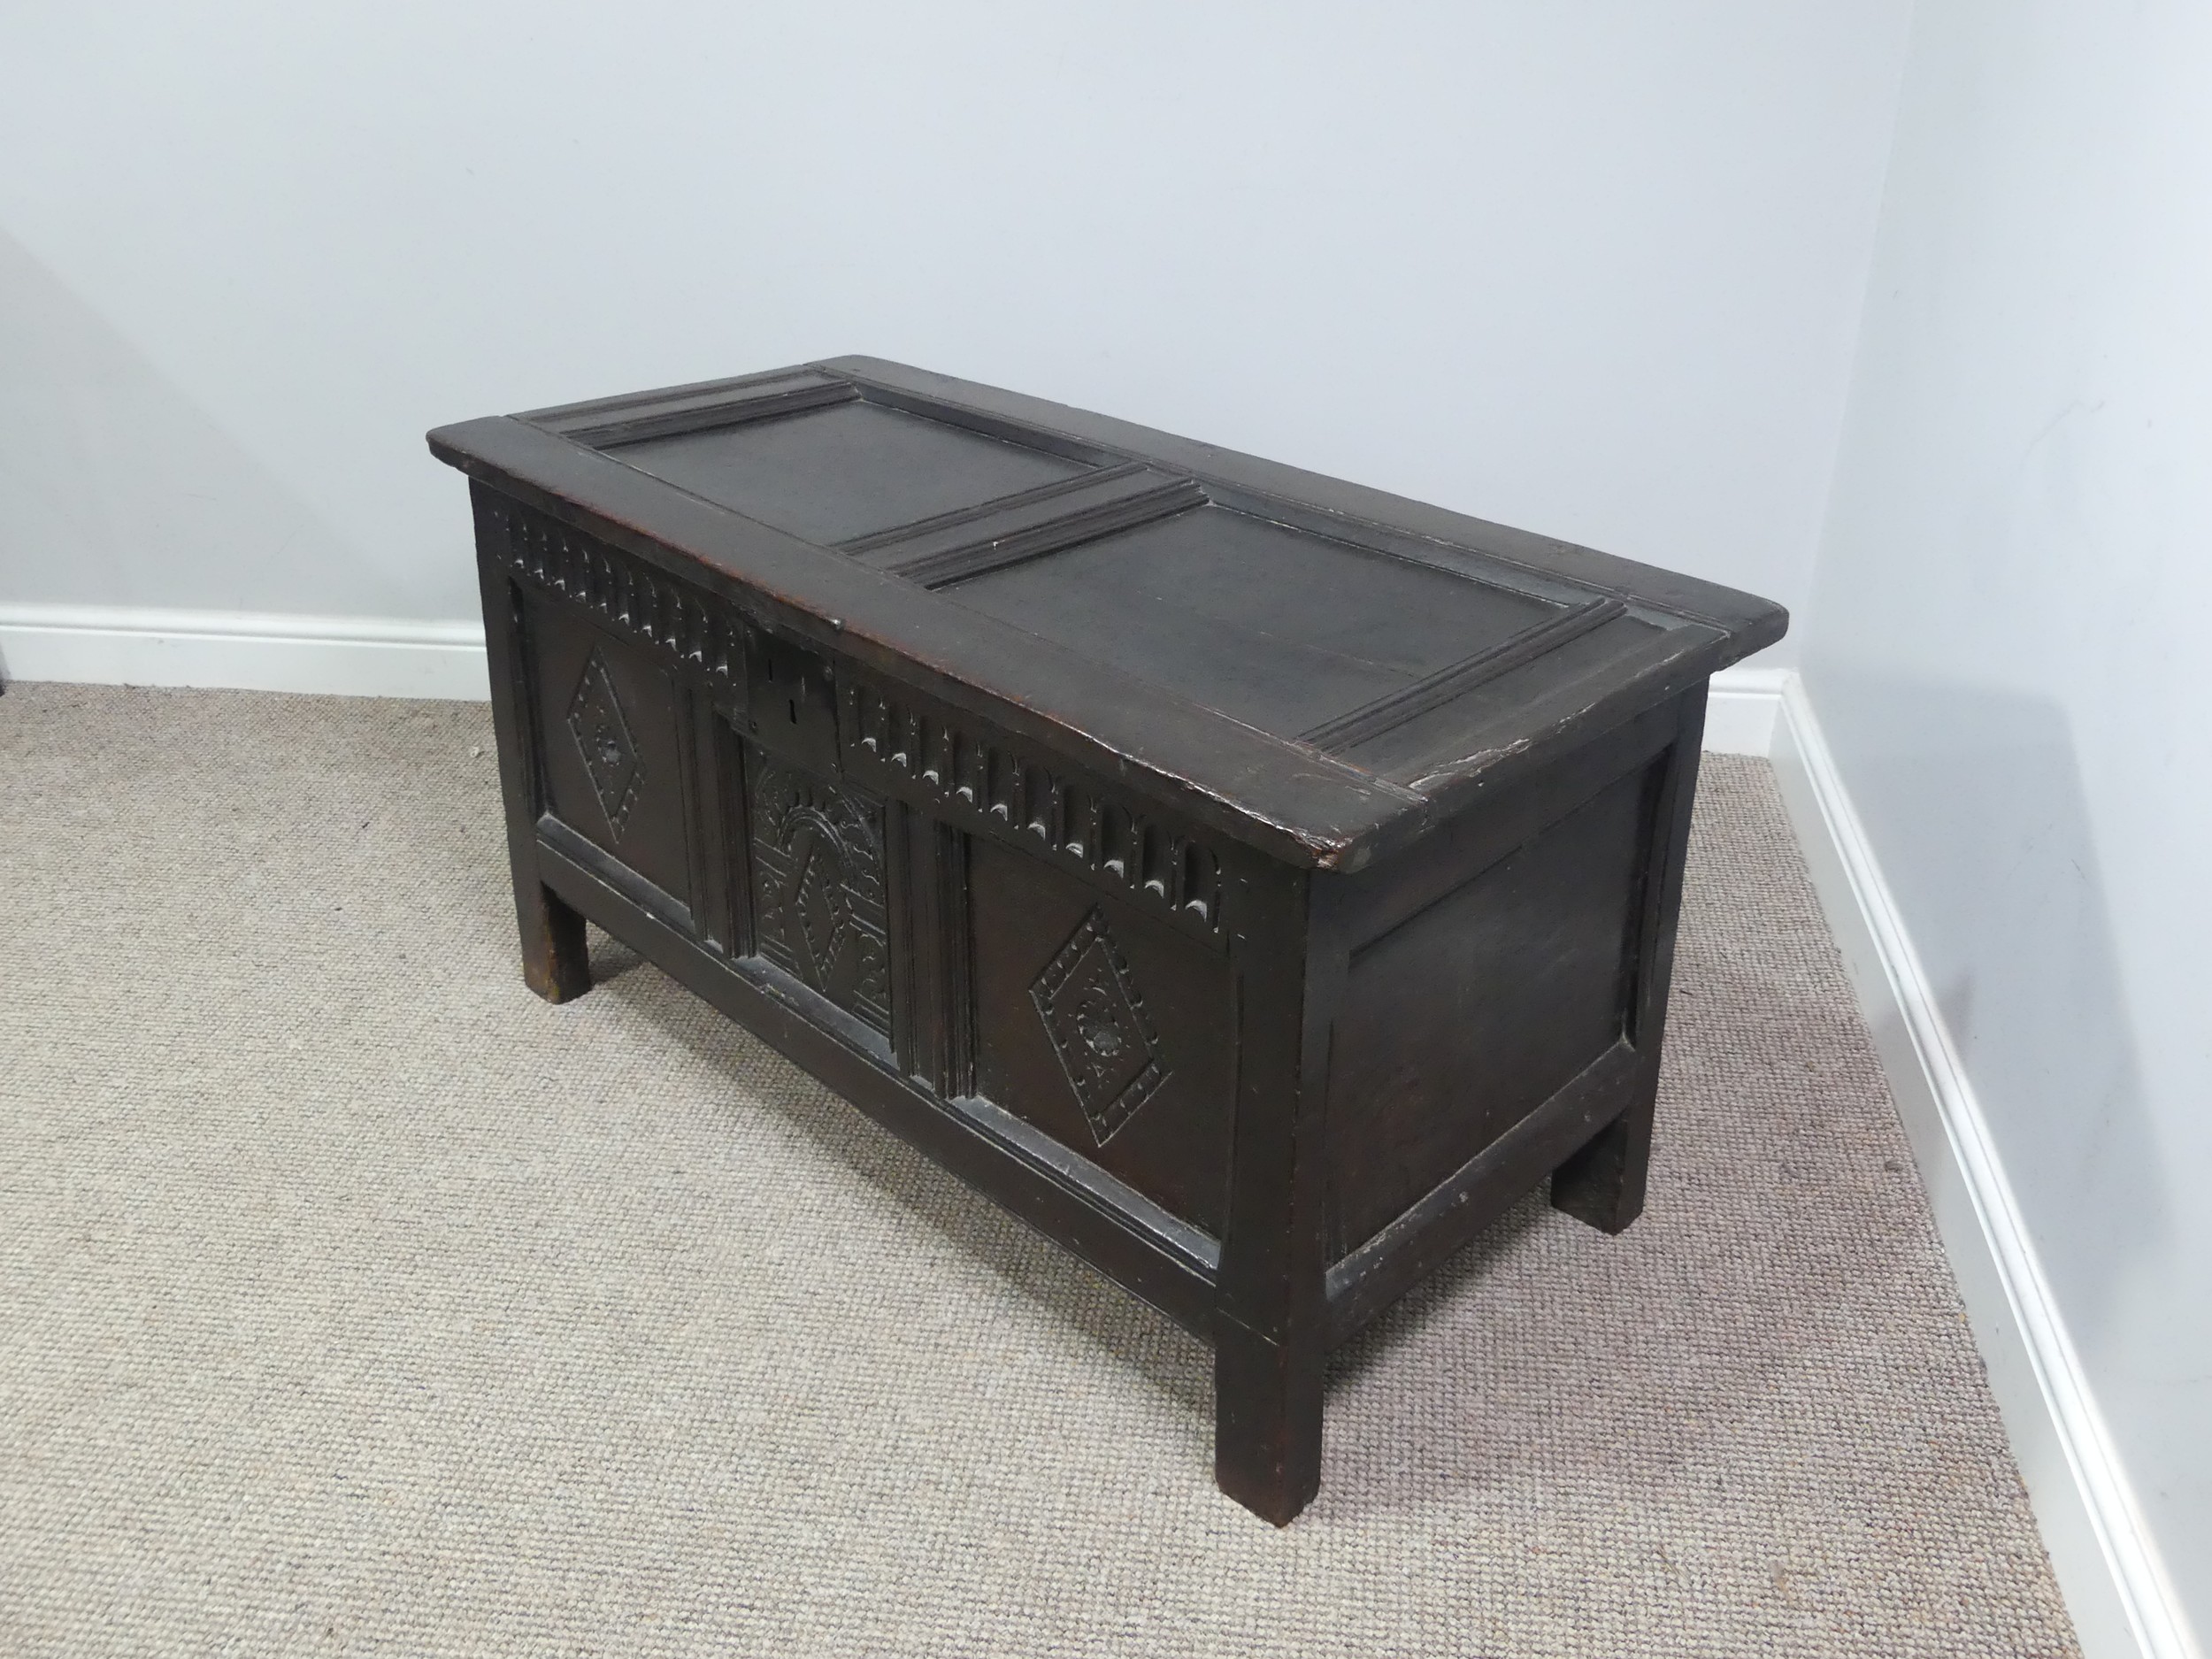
[0,682,2078,1657]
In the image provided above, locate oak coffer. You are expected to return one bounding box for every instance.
[427,358,1786,1525]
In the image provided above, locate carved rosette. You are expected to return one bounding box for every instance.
[566,649,643,839]
[746,753,891,1034]
[1032,908,1168,1144]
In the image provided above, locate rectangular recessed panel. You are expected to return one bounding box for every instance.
[603,400,1089,545]
[941,504,1560,741]
[1325,764,1655,1255]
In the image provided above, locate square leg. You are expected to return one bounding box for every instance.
[516,877,592,1004]
[1214,1317,1324,1526]
[1550,1092,1655,1234]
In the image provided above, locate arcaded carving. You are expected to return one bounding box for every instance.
[488,497,741,683]
[845,679,1221,933]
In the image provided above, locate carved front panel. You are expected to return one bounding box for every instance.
[526,595,695,912]
[745,746,891,1035]
[970,836,1235,1235]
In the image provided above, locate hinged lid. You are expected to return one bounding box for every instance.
[430,357,1784,872]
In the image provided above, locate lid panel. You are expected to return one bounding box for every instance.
[940,503,1560,742]
[604,399,1089,544]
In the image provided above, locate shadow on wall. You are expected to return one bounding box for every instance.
[0,227,407,617]
[1808,666,2162,1345]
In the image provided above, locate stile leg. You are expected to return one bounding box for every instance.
[1210,863,1338,1528]
[517,878,592,1004]
[475,518,594,1008]
[1554,695,1703,1237]
[1550,1090,1655,1234]
[1214,1317,1325,1526]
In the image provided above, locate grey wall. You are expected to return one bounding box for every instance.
[1802,0,2212,1628]
[0,1,1915,654]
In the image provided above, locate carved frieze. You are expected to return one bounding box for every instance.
[483,495,743,686]
[843,678,1223,934]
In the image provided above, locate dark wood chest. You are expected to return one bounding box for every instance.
[429,359,1785,1524]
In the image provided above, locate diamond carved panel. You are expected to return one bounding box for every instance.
[1032,908,1168,1145]
[567,649,643,839]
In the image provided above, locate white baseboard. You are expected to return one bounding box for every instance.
[1701,664,1789,755]
[1766,672,2199,1659]
[0,603,489,700]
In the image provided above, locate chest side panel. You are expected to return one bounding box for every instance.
[1325,757,1662,1256]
